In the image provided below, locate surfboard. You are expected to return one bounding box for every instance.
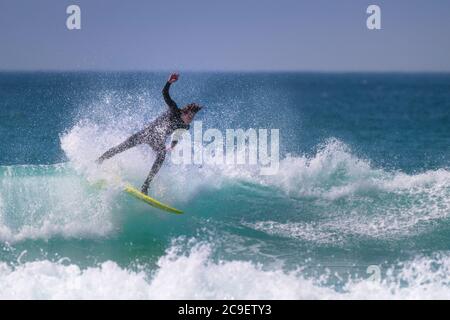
[124,185,183,214]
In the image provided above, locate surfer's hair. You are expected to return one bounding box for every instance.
[181,103,202,114]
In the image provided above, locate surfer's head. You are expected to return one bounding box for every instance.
[181,103,202,124]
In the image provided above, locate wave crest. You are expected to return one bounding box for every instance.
[1,242,450,299]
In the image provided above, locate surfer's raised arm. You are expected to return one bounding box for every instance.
[162,73,179,113]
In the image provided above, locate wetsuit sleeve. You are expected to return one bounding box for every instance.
[162,82,179,113]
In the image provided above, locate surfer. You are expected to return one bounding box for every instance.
[96,73,202,195]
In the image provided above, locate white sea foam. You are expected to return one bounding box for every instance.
[1,243,449,299]
[242,140,450,241]
[0,164,115,243]
[244,221,346,245]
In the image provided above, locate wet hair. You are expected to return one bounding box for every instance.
[181,103,202,114]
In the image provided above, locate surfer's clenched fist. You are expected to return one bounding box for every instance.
[168,73,179,83]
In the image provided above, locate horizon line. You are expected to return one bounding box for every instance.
[1,69,450,74]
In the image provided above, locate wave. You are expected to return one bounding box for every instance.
[241,140,450,242]
[1,241,450,299]
[0,164,115,242]
[1,134,449,244]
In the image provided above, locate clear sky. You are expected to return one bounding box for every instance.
[1,0,449,71]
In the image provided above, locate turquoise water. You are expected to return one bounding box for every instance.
[0,72,449,299]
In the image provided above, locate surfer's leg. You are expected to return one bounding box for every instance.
[97,134,141,164]
[141,151,166,195]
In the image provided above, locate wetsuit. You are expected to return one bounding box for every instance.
[97,82,189,194]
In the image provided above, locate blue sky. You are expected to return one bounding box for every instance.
[1,0,449,71]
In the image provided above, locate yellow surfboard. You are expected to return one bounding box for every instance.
[124,185,183,214]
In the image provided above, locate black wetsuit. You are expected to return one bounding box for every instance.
[97,82,189,194]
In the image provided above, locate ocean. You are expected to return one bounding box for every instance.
[0,72,449,299]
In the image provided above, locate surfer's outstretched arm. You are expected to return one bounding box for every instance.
[163,73,180,113]
[141,151,166,194]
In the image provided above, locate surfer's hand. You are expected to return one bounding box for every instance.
[168,73,179,83]
[166,146,173,152]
